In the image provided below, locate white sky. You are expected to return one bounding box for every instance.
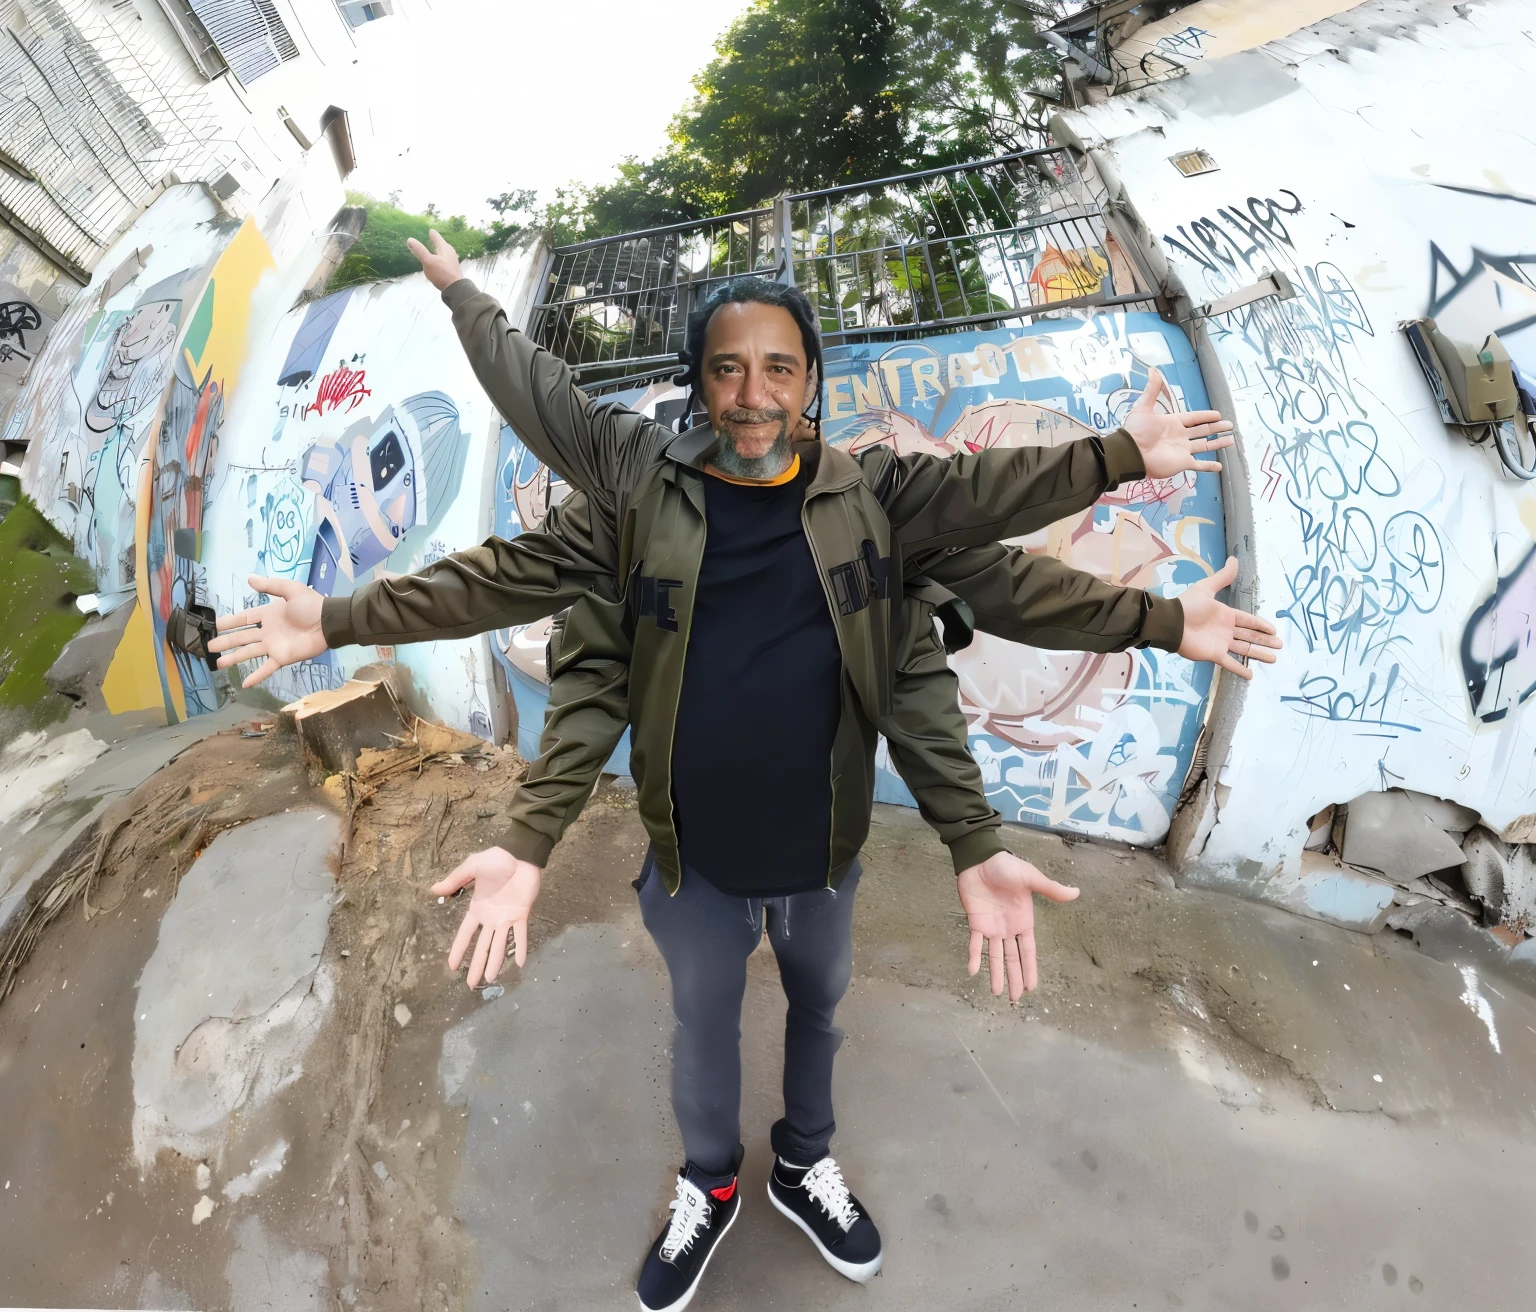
[348,0,755,225]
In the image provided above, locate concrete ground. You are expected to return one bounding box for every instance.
[1,723,1533,1311]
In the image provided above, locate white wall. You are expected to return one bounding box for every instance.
[1064,0,1536,898]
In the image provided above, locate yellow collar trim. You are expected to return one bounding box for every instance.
[704,453,801,487]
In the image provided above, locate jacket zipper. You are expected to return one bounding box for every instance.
[801,494,847,889]
[661,509,704,895]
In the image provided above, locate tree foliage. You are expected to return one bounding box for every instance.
[328,192,540,291]
[536,0,1056,242]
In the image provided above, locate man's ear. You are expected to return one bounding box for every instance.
[803,362,820,412]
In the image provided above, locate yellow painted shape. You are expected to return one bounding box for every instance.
[1121,0,1363,72]
[101,600,167,714]
[1519,495,1536,541]
[180,216,275,390]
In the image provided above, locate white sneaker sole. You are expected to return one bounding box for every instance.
[767,1181,883,1283]
[637,1198,740,1312]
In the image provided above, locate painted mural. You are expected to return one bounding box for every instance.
[488,332,1221,839]
[202,279,493,736]
[137,219,275,719]
[821,317,1225,843]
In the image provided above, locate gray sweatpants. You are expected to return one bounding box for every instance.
[637,850,862,1181]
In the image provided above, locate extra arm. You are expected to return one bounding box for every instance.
[441,278,668,518]
[318,493,616,648]
[500,593,634,867]
[915,542,1185,653]
[877,612,1007,875]
[864,429,1146,554]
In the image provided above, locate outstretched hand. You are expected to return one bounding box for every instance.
[207,575,326,687]
[1122,366,1235,479]
[1178,555,1282,679]
[431,847,542,988]
[957,851,1080,1003]
[406,229,464,292]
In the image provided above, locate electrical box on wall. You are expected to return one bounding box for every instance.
[1403,317,1535,479]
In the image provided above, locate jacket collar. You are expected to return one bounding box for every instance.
[662,425,864,496]
[662,425,719,469]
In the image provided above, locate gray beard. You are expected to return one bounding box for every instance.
[712,424,794,481]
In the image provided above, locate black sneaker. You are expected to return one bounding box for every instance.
[767,1155,882,1281]
[636,1163,742,1312]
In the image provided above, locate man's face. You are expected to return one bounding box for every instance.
[699,302,815,462]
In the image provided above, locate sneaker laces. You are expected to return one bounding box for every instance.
[660,1176,712,1261]
[801,1157,859,1232]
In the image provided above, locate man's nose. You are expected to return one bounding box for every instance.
[739,365,774,411]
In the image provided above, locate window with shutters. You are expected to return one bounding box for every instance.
[185,0,301,85]
[335,0,395,26]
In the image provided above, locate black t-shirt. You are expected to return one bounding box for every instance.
[670,458,843,897]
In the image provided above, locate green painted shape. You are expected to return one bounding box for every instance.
[181,277,216,365]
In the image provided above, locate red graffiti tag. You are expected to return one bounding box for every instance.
[305,364,372,417]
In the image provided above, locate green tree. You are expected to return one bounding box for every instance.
[561,0,1054,239]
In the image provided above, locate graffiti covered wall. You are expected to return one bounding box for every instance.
[1064,0,1536,886]
[821,318,1225,843]
[11,180,548,731]
[0,225,82,423]
[489,328,1225,839]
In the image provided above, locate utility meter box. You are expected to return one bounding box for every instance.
[1403,318,1520,426]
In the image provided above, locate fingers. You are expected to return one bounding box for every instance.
[1229,635,1279,665]
[405,236,428,262]
[214,608,256,634]
[466,920,494,989]
[430,228,450,257]
[1177,409,1228,428]
[1130,366,1163,413]
[1198,431,1236,451]
[1231,610,1279,637]
[512,915,529,968]
[248,575,300,599]
[988,935,1005,996]
[1029,873,1081,903]
[967,928,983,977]
[446,910,479,972]
[484,924,509,984]
[1191,458,1224,473]
[242,657,280,688]
[1233,625,1282,648]
[1209,555,1239,592]
[1003,934,1025,1004]
[215,641,266,670]
[208,626,258,652]
[1019,931,1039,993]
[430,860,479,897]
[1216,651,1254,680]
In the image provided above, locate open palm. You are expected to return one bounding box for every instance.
[957,851,1080,1002]
[432,848,543,988]
[1122,366,1235,479]
[207,575,326,687]
[1177,556,1282,679]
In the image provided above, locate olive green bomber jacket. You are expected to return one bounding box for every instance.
[318,485,1185,876]
[413,279,1167,891]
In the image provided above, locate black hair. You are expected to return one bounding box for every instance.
[674,277,823,438]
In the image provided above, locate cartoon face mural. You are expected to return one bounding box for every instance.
[13,265,211,599]
[822,316,1225,843]
[233,288,473,709]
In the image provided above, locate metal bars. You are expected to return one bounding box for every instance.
[530,148,1151,392]
[0,0,233,274]
[529,206,781,389]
